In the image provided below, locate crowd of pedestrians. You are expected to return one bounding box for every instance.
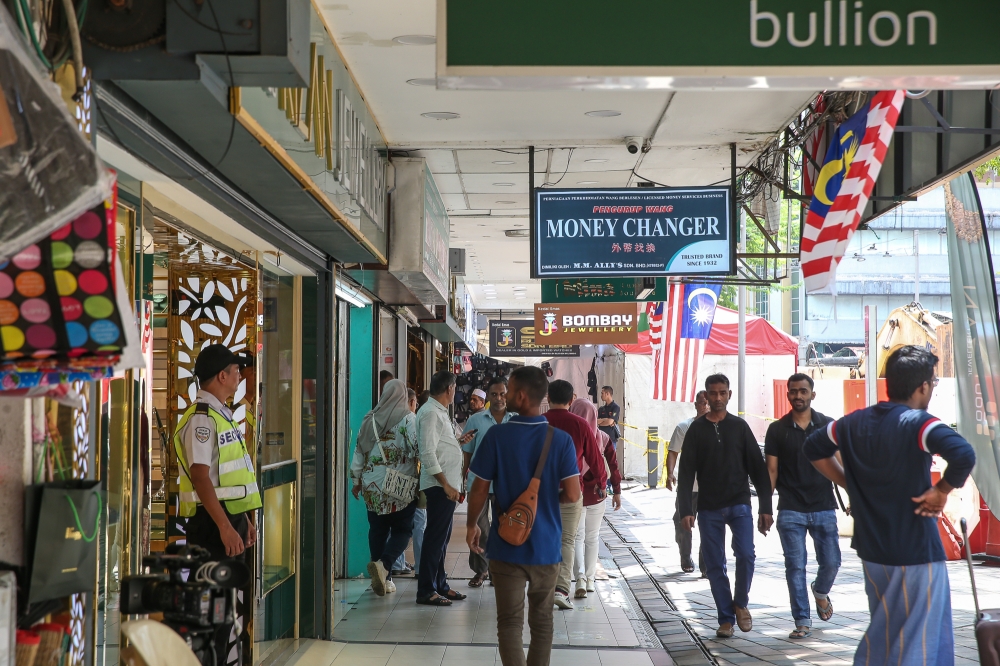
[350,344,975,666]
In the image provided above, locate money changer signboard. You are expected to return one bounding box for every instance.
[533,303,639,346]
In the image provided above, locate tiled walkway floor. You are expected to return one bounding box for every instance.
[621,485,1000,666]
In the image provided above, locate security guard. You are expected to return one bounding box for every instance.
[174,344,261,560]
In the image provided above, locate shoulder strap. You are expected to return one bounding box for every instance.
[195,403,210,415]
[532,426,555,479]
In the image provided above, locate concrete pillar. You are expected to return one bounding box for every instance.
[0,399,32,566]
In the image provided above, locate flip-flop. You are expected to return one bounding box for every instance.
[442,589,467,601]
[812,582,834,621]
[789,627,812,639]
[468,573,488,588]
[416,594,452,606]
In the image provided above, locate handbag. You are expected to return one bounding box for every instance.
[497,426,554,547]
[371,420,419,502]
[24,480,103,604]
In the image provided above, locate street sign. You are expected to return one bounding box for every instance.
[488,319,580,357]
[533,187,734,279]
[534,303,639,346]
[438,0,1000,90]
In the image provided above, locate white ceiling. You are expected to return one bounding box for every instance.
[321,0,818,312]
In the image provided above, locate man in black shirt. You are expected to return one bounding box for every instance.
[764,373,839,640]
[597,386,620,445]
[678,374,772,639]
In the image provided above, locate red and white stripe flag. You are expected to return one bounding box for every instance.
[649,283,720,402]
[800,90,905,293]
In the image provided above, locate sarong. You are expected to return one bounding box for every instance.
[854,560,953,666]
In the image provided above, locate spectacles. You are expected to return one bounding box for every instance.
[927,377,939,387]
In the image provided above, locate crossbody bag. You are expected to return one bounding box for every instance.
[497,426,554,546]
[371,419,419,502]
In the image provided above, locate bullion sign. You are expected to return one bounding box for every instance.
[533,303,639,345]
[488,320,580,358]
[533,187,733,279]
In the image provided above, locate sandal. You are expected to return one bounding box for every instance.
[442,589,467,601]
[789,627,812,639]
[416,594,452,606]
[811,582,834,621]
[469,573,488,588]
[681,559,695,574]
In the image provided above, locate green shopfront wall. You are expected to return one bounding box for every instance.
[346,305,375,577]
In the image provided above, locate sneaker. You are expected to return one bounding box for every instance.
[553,591,574,610]
[391,562,414,576]
[575,578,588,599]
[716,623,734,638]
[734,606,753,632]
[386,580,397,594]
[367,561,388,597]
[586,578,595,593]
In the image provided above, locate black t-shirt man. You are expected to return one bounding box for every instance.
[764,410,837,513]
[598,387,621,444]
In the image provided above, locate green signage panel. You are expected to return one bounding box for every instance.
[541,278,668,303]
[442,0,1000,77]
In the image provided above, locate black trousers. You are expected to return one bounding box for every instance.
[367,501,417,577]
[418,486,456,599]
[186,506,249,666]
[673,492,705,574]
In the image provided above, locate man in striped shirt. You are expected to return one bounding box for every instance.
[804,346,975,666]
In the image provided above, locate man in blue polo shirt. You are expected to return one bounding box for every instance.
[467,366,580,666]
[462,376,515,587]
[804,346,975,666]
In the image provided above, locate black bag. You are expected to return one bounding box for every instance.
[24,480,103,604]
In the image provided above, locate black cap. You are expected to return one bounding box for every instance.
[194,344,246,383]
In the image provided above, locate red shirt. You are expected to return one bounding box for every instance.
[544,408,608,494]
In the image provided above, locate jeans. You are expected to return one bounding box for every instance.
[698,503,756,627]
[673,492,705,574]
[418,487,456,599]
[393,506,428,571]
[556,497,584,594]
[469,496,494,576]
[573,501,606,582]
[776,509,841,627]
[367,501,417,579]
[491,559,560,666]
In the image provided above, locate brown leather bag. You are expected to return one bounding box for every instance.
[497,426,555,546]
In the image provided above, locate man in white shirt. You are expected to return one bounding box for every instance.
[416,370,475,606]
[665,390,709,574]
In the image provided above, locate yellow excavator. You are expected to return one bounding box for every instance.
[860,302,954,379]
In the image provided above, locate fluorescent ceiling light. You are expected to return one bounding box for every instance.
[422,112,460,120]
[493,160,515,165]
[496,200,516,204]
[335,282,372,308]
[585,159,608,164]
[393,35,436,45]
[505,229,530,238]
[493,182,514,187]
[585,110,621,117]
[406,78,436,86]
[577,181,598,185]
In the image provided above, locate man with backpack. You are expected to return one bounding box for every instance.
[466,366,581,666]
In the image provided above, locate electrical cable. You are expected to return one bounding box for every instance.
[202,0,237,167]
[542,147,573,186]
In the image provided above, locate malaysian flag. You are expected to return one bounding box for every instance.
[800,90,905,293]
[650,283,722,402]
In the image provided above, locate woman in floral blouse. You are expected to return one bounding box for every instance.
[350,379,420,596]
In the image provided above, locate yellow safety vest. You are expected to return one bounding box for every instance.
[173,402,262,518]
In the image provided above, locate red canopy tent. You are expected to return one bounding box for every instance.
[616,306,798,356]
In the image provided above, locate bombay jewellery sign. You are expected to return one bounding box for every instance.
[534,303,639,346]
[533,187,733,279]
[438,0,1000,89]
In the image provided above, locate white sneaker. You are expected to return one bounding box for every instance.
[367,561,388,597]
[386,580,397,594]
[586,578,595,593]
[574,578,588,599]
[553,591,574,610]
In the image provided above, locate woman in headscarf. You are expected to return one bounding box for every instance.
[351,379,419,596]
[569,398,623,598]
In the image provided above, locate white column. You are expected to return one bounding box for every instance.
[0,399,32,566]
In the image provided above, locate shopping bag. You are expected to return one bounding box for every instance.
[24,480,102,604]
